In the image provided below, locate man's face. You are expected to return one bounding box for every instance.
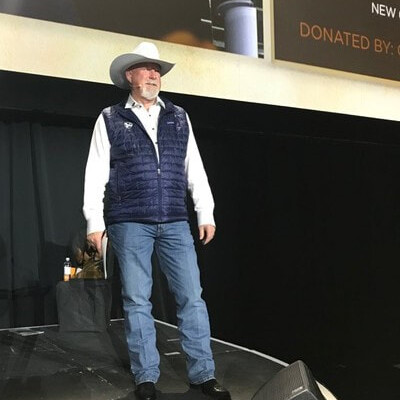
[125,62,161,102]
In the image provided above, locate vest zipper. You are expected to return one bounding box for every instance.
[143,128,162,221]
[136,118,162,220]
[157,165,162,221]
[156,112,167,222]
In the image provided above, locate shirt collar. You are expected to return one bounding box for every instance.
[125,95,165,109]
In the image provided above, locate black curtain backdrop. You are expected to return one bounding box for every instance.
[0,119,91,327]
[1,71,400,400]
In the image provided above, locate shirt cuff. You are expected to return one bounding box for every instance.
[86,217,106,236]
[196,210,216,227]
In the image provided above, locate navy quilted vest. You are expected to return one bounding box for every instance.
[102,98,189,225]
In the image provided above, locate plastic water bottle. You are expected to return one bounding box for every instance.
[63,257,72,281]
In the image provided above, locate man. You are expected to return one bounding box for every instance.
[83,42,231,400]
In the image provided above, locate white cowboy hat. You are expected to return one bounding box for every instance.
[109,42,175,90]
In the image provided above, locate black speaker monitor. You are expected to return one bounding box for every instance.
[252,360,326,400]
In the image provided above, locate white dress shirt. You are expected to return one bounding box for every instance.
[83,95,215,234]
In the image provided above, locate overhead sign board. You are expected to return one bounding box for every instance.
[273,0,400,82]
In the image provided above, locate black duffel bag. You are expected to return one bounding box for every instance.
[56,278,112,332]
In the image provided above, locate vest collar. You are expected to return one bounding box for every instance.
[114,96,175,125]
[125,95,166,110]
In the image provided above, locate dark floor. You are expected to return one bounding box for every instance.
[0,319,293,400]
[305,356,400,400]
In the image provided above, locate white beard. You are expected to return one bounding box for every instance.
[140,85,159,101]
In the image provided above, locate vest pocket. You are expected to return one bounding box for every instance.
[108,167,122,201]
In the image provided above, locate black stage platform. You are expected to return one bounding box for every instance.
[0,319,336,400]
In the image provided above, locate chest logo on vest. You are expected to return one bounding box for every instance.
[124,122,133,129]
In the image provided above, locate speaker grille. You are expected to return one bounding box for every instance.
[252,360,325,400]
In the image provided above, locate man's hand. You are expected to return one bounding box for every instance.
[87,231,104,257]
[199,224,216,245]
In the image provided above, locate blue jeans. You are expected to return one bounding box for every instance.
[107,221,215,385]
